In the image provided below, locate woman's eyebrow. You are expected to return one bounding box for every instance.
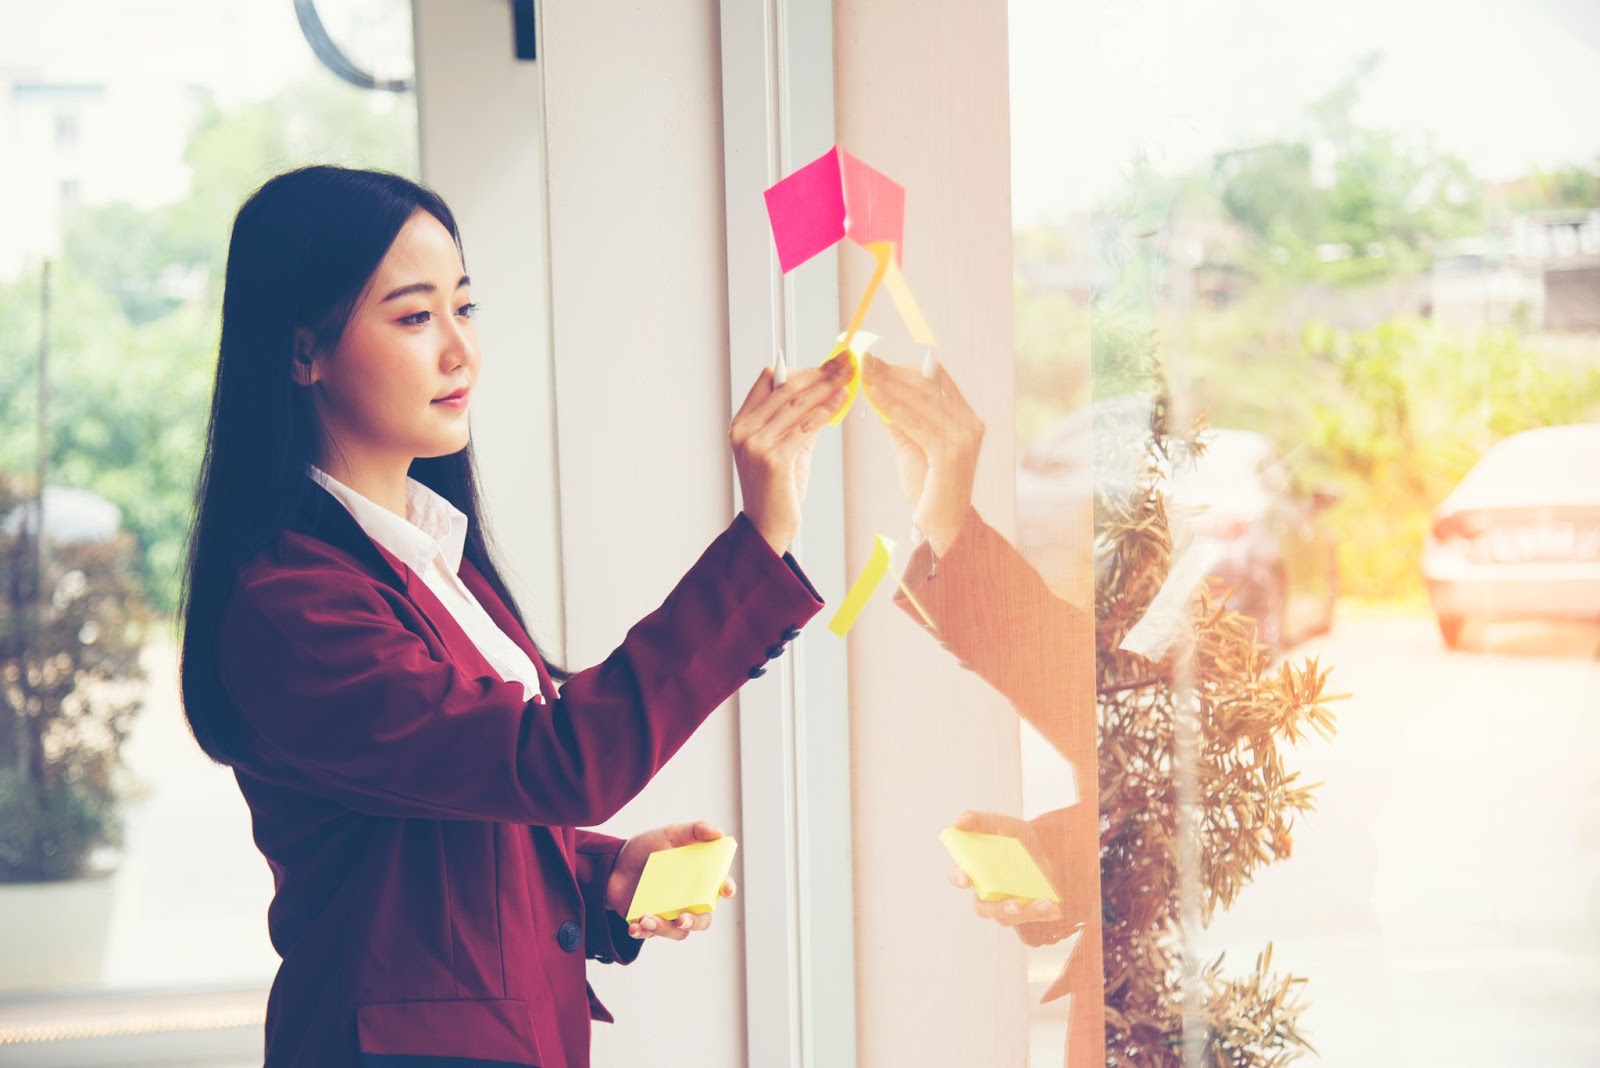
[379,275,472,303]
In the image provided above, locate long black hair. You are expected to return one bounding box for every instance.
[180,164,563,765]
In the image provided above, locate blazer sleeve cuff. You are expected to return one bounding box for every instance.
[575,832,643,966]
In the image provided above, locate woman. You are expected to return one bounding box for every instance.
[179,165,850,1067]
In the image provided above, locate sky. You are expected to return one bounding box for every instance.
[5,1,1598,228]
[1008,0,1600,223]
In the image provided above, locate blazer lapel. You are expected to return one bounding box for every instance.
[289,480,502,683]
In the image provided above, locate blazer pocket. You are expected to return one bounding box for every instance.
[357,998,544,1067]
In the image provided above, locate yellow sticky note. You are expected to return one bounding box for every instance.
[840,240,894,351]
[827,240,894,425]
[824,329,880,426]
[939,828,1061,904]
[625,836,739,924]
[883,262,936,345]
[827,534,895,637]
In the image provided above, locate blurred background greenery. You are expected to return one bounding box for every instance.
[0,80,414,616]
[1016,59,1600,603]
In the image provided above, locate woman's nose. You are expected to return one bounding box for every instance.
[441,316,475,370]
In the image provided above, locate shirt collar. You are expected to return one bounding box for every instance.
[307,465,469,575]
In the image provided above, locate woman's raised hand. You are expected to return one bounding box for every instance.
[859,353,984,555]
[730,351,854,555]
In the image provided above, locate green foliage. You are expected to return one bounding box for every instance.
[0,477,149,883]
[1210,55,1483,285]
[0,272,214,616]
[1093,205,1339,1068]
[1300,319,1600,599]
[1092,352,1337,1068]
[0,78,417,615]
[1504,161,1600,213]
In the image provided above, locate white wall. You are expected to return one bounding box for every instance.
[413,0,567,662]
[537,3,751,1066]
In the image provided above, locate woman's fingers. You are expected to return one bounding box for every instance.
[952,809,1029,838]
[732,366,775,424]
[743,359,852,448]
[742,352,847,427]
[861,355,945,443]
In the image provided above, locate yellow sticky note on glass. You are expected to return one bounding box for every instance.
[824,329,881,426]
[939,828,1061,904]
[625,836,739,924]
[828,534,895,636]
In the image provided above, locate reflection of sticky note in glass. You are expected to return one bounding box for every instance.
[839,149,905,261]
[827,534,895,636]
[883,262,936,345]
[764,146,905,274]
[939,829,1061,904]
[625,836,739,924]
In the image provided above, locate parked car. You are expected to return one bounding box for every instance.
[1422,423,1600,650]
[1168,429,1340,652]
[1017,404,1339,653]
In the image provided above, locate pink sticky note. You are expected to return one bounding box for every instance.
[764,148,847,273]
[764,146,907,274]
[840,150,905,265]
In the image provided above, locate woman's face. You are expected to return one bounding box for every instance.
[298,209,480,474]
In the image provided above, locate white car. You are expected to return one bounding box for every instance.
[1422,424,1600,649]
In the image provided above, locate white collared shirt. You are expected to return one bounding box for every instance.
[309,465,543,701]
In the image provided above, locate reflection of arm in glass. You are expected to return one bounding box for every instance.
[865,355,1104,1064]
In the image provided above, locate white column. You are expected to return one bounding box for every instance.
[413,0,567,661]
[538,3,749,1066]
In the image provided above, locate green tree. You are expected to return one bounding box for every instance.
[1,76,417,615]
[1211,56,1483,283]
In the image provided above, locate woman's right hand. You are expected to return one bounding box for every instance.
[729,350,854,555]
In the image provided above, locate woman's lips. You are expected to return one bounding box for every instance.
[432,390,469,409]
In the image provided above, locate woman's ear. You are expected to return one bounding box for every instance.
[291,328,320,387]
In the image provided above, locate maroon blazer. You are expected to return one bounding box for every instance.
[218,485,823,1067]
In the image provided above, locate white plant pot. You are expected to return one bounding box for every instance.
[0,873,115,993]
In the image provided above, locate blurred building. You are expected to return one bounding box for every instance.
[1430,210,1600,332]
[0,72,200,282]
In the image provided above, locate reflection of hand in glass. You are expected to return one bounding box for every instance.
[947,810,1066,927]
[859,353,982,554]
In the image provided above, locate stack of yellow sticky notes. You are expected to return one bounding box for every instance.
[625,837,740,924]
[939,828,1060,904]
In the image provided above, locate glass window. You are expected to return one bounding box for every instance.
[1,2,416,1060]
[1006,1,1600,1063]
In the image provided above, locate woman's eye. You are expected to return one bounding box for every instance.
[457,302,480,318]
[399,310,431,326]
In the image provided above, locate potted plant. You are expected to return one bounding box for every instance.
[0,473,149,991]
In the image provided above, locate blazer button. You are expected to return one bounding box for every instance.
[748,665,767,679]
[766,643,785,660]
[557,921,582,953]
[782,625,801,642]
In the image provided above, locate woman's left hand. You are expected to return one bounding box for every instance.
[859,354,984,555]
[606,820,737,942]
